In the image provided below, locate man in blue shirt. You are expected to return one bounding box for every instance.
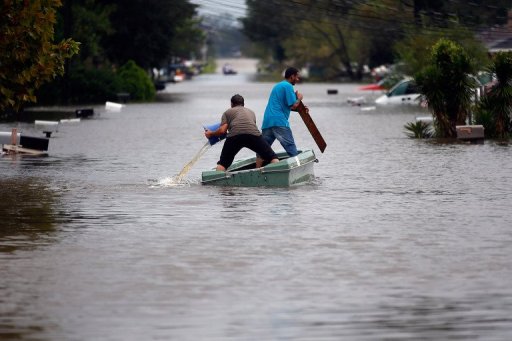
[256,67,304,167]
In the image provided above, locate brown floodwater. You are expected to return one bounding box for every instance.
[1,69,512,340]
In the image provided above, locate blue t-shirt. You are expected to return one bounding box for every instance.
[261,80,297,129]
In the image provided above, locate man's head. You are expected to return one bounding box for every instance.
[231,94,244,107]
[284,67,300,85]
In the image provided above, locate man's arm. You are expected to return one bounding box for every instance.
[205,123,228,138]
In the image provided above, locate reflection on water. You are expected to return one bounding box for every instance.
[0,178,59,253]
[0,178,61,341]
[1,74,512,340]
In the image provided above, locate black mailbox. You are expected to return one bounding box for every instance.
[75,108,94,118]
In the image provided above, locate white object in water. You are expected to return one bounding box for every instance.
[360,106,376,111]
[347,96,366,106]
[35,120,59,137]
[60,118,81,124]
[35,120,59,127]
[105,101,125,111]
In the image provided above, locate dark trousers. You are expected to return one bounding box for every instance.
[218,134,277,169]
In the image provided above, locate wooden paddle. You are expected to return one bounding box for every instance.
[295,101,327,153]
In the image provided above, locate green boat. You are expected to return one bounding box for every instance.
[201,149,318,187]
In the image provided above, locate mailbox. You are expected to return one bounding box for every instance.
[456,125,484,143]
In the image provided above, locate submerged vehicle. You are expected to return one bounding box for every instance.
[201,149,317,187]
[375,78,421,105]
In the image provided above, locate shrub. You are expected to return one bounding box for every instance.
[487,52,512,138]
[404,121,432,138]
[0,1,79,114]
[69,67,123,103]
[117,60,155,101]
[474,102,496,138]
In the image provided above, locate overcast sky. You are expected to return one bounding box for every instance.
[190,0,247,19]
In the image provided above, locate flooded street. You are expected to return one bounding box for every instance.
[2,64,512,340]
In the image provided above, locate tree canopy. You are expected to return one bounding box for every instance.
[1,0,206,110]
[0,0,79,114]
[102,0,201,69]
[242,0,512,80]
[415,38,477,137]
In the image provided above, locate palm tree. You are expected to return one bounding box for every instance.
[487,52,512,138]
[415,39,477,138]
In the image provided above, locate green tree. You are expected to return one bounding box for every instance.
[104,0,201,70]
[395,26,488,76]
[36,0,206,105]
[407,0,510,28]
[243,0,374,80]
[475,52,512,139]
[0,0,79,117]
[58,0,114,66]
[242,0,512,81]
[415,39,477,138]
[169,17,205,61]
[117,60,155,101]
[241,0,293,64]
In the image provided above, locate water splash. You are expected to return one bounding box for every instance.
[155,176,195,187]
[154,141,212,187]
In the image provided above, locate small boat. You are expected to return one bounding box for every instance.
[201,149,317,187]
[222,63,237,75]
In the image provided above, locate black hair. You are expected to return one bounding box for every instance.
[231,94,244,106]
[284,67,299,79]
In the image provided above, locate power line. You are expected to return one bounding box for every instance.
[195,0,512,36]
[240,0,512,34]
[193,0,512,51]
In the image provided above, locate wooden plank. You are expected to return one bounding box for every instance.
[2,144,48,156]
[11,128,17,145]
[296,101,326,153]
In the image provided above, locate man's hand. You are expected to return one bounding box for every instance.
[290,91,304,111]
[204,130,213,138]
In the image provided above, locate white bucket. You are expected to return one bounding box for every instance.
[105,101,124,111]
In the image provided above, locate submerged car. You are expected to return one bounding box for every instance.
[375,78,420,105]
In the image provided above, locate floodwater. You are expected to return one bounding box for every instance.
[2,63,512,340]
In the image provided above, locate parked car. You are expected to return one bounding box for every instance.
[375,78,421,105]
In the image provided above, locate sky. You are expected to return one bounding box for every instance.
[190,0,247,19]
